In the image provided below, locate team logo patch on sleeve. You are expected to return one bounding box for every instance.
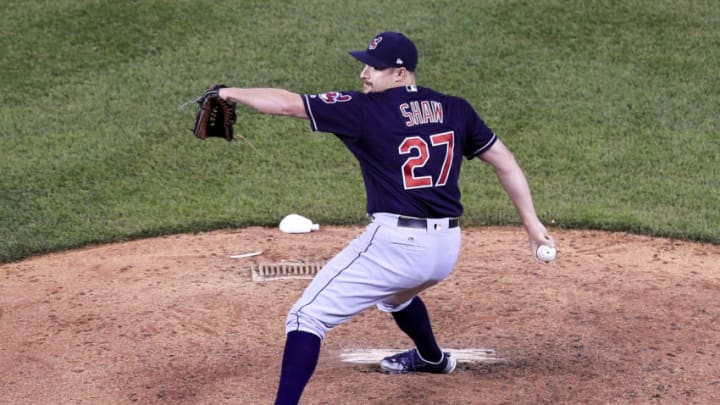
[318,91,352,104]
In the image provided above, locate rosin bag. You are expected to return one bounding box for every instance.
[279,214,320,234]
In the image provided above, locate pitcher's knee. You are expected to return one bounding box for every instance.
[285,310,333,340]
[376,298,414,313]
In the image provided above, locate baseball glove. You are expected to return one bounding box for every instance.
[192,84,236,141]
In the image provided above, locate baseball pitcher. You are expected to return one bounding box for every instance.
[206,32,556,405]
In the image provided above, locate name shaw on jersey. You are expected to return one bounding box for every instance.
[399,100,444,127]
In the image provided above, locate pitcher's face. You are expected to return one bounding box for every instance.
[359,65,400,94]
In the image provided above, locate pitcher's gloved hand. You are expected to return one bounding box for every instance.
[192,84,236,141]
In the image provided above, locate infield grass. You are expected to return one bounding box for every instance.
[1,0,718,262]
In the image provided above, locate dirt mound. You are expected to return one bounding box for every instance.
[1,226,719,404]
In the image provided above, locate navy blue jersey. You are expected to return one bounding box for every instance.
[302,85,497,218]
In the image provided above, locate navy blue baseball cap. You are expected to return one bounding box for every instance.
[349,32,418,71]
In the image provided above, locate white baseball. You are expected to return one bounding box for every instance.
[536,245,557,262]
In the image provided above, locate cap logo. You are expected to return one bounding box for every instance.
[368,36,382,50]
[396,58,403,65]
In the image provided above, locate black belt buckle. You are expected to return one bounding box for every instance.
[397,216,427,229]
[397,216,459,229]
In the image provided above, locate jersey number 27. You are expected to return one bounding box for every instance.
[399,131,454,190]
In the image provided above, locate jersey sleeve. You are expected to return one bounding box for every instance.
[302,91,364,139]
[462,101,498,159]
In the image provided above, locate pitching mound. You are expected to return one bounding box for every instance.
[1,226,719,404]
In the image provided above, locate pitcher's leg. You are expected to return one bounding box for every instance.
[275,331,321,405]
[277,225,384,404]
[390,296,442,362]
[379,227,462,374]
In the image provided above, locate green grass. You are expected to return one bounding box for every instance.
[1,0,718,263]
